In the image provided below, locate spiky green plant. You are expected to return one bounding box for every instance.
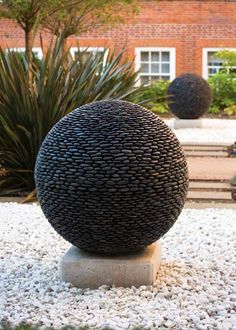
[0,40,141,197]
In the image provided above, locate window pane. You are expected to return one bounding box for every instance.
[95,51,103,56]
[230,67,236,74]
[160,76,170,80]
[85,52,92,59]
[161,63,170,73]
[151,63,159,73]
[33,51,40,59]
[161,52,170,61]
[151,52,159,62]
[219,67,227,72]
[141,52,149,62]
[210,59,223,66]
[140,63,149,73]
[208,67,218,75]
[140,76,149,85]
[151,76,160,82]
[208,52,222,66]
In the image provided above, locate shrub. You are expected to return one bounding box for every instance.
[227,141,236,157]
[208,49,236,115]
[224,105,236,116]
[0,40,141,197]
[167,73,212,119]
[208,71,236,113]
[133,80,170,114]
[231,175,236,186]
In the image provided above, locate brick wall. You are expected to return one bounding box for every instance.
[1,0,236,77]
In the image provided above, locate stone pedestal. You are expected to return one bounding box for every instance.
[60,241,161,288]
[174,118,203,129]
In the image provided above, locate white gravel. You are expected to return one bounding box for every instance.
[164,118,236,144]
[0,203,236,329]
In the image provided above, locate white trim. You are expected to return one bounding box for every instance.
[202,47,236,79]
[70,47,109,65]
[135,47,176,86]
[8,47,43,59]
[70,46,105,57]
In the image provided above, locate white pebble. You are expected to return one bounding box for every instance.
[0,203,235,329]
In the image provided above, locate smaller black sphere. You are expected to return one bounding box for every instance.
[167,73,212,119]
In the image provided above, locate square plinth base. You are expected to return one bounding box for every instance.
[174,118,203,129]
[60,241,161,288]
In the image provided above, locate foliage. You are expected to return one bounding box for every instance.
[208,105,220,114]
[224,105,236,116]
[133,80,170,114]
[0,0,51,62]
[208,50,236,115]
[0,39,141,196]
[0,0,140,60]
[215,49,236,68]
[44,0,139,39]
[231,174,236,186]
[0,0,43,28]
[227,141,236,158]
[208,71,236,113]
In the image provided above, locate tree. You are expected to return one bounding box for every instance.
[43,0,139,52]
[0,0,48,65]
[0,0,139,60]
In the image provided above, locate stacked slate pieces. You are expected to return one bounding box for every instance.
[35,100,189,255]
[167,73,212,119]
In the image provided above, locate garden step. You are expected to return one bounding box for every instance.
[187,157,236,181]
[182,142,230,147]
[184,151,227,158]
[189,181,233,191]
[182,143,230,158]
[182,145,228,151]
[185,202,236,209]
[187,190,233,202]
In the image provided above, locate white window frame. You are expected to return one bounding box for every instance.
[202,48,236,79]
[70,47,108,65]
[135,47,176,86]
[8,47,43,60]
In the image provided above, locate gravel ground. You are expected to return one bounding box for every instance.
[0,203,236,330]
[164,119,236,144]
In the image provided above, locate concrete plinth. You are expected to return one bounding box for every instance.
[174,118,203,129]
[60,241,161,288]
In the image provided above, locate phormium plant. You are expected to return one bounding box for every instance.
[0,39,142,198]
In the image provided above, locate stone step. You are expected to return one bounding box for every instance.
[182,142,229,147]
[184,151,227,158]
[187,190,233,202]
[185,202,236,209]
[183,145,227,151]
[189,181,234,191]
[187,157,236,181]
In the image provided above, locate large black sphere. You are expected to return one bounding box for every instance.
[35,100,188,255]
[167,73,212,119]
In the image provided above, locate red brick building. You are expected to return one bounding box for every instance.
[1,0,236,85]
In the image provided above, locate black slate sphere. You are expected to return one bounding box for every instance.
[167,73,212,119]
[35,100,188,255]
